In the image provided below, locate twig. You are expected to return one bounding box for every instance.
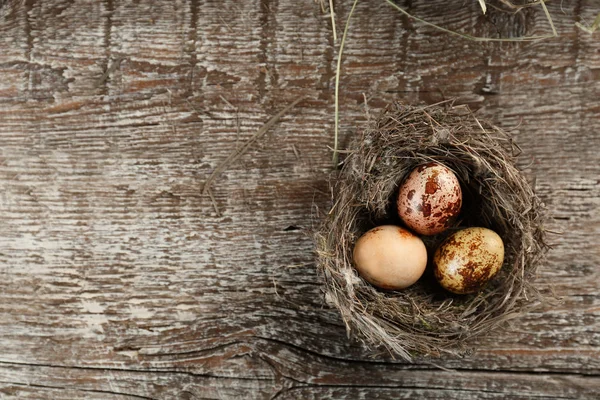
[219,95,236,110]
[329,0,338,41]
[202,97,306,196]
[478,0,487,14]
[332,0,556,167]
[575,12,600,34]
[333,0,360,166]
[316,0,326,13]
[539,0,557,38]
[497,0,546,11]
[362,93,370,120]
[383,0,557,42]
[206,188,220,216]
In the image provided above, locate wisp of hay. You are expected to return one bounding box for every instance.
[315,101,548,361]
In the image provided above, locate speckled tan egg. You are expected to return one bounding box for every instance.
[353,225,427,290]
[433,227,505,294]
[397,163,462,235]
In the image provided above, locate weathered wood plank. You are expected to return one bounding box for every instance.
[0,0,599,398]
[1,360,599,400]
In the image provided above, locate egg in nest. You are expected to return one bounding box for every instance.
[433,227,505,294]
[397,163,462,235]
[353,225,427,290]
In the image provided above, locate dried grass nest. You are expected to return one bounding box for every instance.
[315,101,548,360]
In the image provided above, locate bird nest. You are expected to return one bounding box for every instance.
[315,102,548,360]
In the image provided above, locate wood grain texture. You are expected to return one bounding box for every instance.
[0,0,598,399]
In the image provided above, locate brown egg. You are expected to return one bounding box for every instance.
[397,163,462,235]
[353,225,427,290]
[433,227,505,294]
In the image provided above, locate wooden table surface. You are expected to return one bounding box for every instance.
[1,0,598,399]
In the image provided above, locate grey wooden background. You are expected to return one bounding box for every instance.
[0,0,598,398]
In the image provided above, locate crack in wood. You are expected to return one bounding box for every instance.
[0,380,158,400]
[100,0,114,94]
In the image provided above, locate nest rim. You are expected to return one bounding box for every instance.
[315,101,548,361]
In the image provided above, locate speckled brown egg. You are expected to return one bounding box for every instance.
[397,163,462,235]
[433,227,505,294]
[353,225,427,290]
